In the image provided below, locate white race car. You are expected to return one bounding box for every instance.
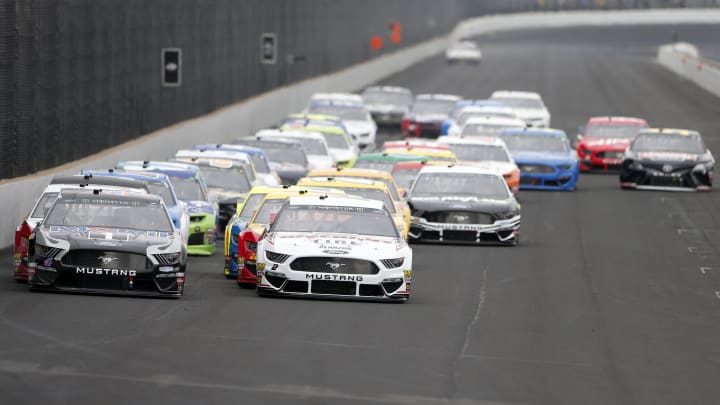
[446,41,482,64]
[256,195,412,302]
[256,129,334,170]
[489,90,551,128]
[458,116,527,137]
[445,105,519,137]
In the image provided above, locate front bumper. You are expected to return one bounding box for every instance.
[620,164,712,191]
[518,166,578,191]
[409,216,520,244]
[187,214,217,255]
[256,262,410,302]
[579,150,625,172]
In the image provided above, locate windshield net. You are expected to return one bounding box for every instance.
[249,155,271,173]
[45,198,173,232]
[272,205,398,237]
[412,173,509,199]
[253,199,286,225]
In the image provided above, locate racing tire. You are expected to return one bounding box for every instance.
[237,281,256,289]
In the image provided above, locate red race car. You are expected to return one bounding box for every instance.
[576,116,649,172]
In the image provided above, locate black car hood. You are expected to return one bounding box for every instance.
[37,226,179,254]
[408,195,517,215]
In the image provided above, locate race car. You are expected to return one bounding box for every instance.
[352,153,428,172]
[256,195,412,301]
[296,176,409,239]
[576,116,649,172]
[307,167,411,228]
[499,128,579,191]
[308,92,364,108]
[437,136,521,194]
[407,165,521,245]
[458,116,526,137]
[115,161,218,256]
[443,105,518,137]
[13,175,149,282]
[176,148,261,186]
[255,129,334,170]
[231,137,310,184]
[382,140,450,152]
[383,147,457,163]
[446,40,482,64]
[620,128,714,191]
[490,90,551,128]
[235,188,346,287]
[361,86,413,125]
[307,101,377,150]
[27,189,187,297]
[402,94,460,138]
[280,114,358,167]
[81,169,191,243]
[440,100,505,136]
[192,144,281,185]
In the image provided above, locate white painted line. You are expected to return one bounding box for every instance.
[701,267,712,275]
[716,292,720,300]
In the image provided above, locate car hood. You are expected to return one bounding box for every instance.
[581,138,631,150]
[511,151,575,165]
[308,155,335,170]
[409,195,517,215]
[263,231,407,257]
[36,225,181,255]
[183,200,216,216]
[636,152,701,162]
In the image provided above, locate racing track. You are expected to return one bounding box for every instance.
[2,24,720,405]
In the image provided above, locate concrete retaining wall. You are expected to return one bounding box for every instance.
[657,42,720,99]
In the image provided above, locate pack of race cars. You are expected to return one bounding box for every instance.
[12,82,715,302]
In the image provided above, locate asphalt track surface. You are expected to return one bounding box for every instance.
[3,24,720,405]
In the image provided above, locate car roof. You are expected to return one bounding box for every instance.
[418,164,503,177]
[587,116,648,125]
[177,149,252,162]
[194,144,266,156]
[384,148,456,159]
[502,127,567,137]
[58,189,163,204]
[383,140,451,150]
[391,161,448,171]
[173,157,243,169]
[256,129,326,141]
[50,174,149,189]
[287,195,384,211]
[310,101,366,110]
[363,86,412,95]
[638,128,700,137]
[116,161,199,178]
[463,116,527,126]
[438,136,506,146]
[491,90,542,100]
[416,94,461,102]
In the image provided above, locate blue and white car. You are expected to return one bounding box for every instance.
[115,161,218,255]
[80,169,191,243]
[499,128,579,191]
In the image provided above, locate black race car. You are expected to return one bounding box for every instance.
[620,128,714,191]
[407,165,521,245]
[27,189,187,297]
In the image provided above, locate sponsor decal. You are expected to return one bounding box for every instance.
[93,240,122,247]
[48,226,171,238]
[405,282,411,292]
[97,256,119,266]
[404,270,412,279]
[325,262,346,271]
[305,273,364,282]
[75,267,137,276]
[322,249,349,255]
[43,258,53,267]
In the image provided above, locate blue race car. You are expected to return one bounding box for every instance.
[499,128,579,191]
[440,99,504,136]
[115,161,218,255]
[81,169,191,242]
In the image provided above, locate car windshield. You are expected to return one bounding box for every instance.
[461,123,520,136]
[146,182,176,207]
[411,99,456,115]
[239,193,266,220]
[262,144,308,166]
[278,137,328,155]
[198,166,252,193]
[458,111,514,125]
[31,192,59,218]
[413,173,510,199]
[362,91,412,106]
[392,169,421,189]
[319,132,350,149]
[492,97,544,109]
[308,106,369,121]
[585,124,645,139]
[500,134,569,153]
[334,177,400,201]
[448,144,511,162]
[45,198,173,232]
[632,134,705,154]
[253,199,286,225]
[169,176,205,201]
[248,155,271,173]
[353,160,395,172]
[271,205,398,237]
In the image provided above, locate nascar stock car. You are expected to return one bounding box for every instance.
[438,136,521,195]
[27,189,187,297]
[256,195,412,301]
[280,114,358,167]
[13,175,150,282]
[445,40,482,64]
[499,128,579,191]
[402,94,460,138]
[490,90,551,128]
[620,128,714,191]
[442,104,518,137]
[255,129,334,170]
[176,148,262,186]
[352,153,428,172]
[307,101,377,150]
[361,86,413,126]
[115,161,218,255]
[458,116,527,138]
[192,143,281,186]
[407,165,521,245]
[575,116,649,172]
[226,137,310,185]
[439,99,504,136]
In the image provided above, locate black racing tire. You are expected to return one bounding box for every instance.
[237,282,256,289]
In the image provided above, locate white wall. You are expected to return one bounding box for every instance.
[657,42,720,99]
[2,9,720,248]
